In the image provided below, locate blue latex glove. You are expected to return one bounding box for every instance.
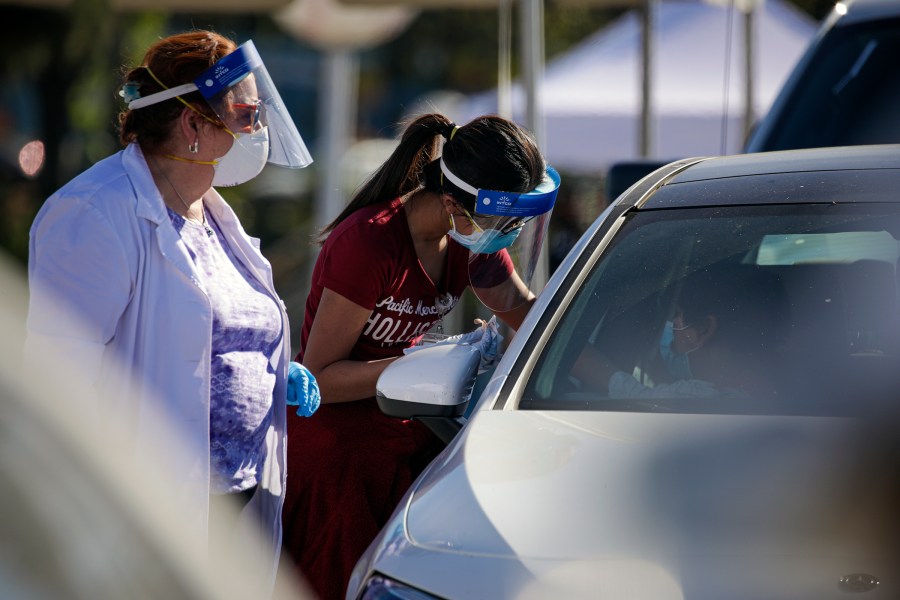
[287,361,320,417]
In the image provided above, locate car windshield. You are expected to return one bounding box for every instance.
[520,203,900,416]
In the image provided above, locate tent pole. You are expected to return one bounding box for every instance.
[520,0,545,146]
[498,0,513,119]
[743,4,755,142]
[640,0,655,158]
[315,49,358,228]
[520,0,551,288]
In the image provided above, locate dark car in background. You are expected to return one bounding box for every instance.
[744,0,900,152]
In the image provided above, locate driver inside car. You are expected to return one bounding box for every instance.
[573,266,787,400]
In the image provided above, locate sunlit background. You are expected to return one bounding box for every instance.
[0,0,834,351]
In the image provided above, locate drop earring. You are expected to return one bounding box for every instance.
[189,138,199,154]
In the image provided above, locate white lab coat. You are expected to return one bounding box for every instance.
[24,143,289,577]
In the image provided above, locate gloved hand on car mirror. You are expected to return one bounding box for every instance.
[405,316,504,374]
[287,361,320,417]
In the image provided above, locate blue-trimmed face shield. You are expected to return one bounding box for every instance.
[441,158,561,313]
[128,41,312,169]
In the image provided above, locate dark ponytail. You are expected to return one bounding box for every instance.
[318,113,455,242]
[318,113,545,242]
[432,115,545,213]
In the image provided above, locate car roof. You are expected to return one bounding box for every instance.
[631,144,900,209]
[669,144,900,182]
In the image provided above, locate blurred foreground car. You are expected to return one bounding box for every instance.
[0,255,312,600]
[348,145,900,600]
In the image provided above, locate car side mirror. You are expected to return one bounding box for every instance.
[376,343,481,444]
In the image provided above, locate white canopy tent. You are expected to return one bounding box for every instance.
[462,0,817,173]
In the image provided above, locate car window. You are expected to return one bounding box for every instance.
[519,204,900,416]
[757,231,898,264]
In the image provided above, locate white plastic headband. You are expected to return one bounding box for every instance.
[127,83,198,110]
[440,157,560,218]
[440,157,480,197]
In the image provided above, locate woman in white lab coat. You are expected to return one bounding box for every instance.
[24,30,315,579]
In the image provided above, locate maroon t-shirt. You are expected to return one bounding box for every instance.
[285,198,513,600]
[299,197,512,362]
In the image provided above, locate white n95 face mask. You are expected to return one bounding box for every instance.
[212,126,270,187]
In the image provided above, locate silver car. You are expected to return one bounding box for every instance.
[348,144,900,600]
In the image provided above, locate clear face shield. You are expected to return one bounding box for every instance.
[127,40,312,171]
[443,159,561,313]
[193,41,312,169]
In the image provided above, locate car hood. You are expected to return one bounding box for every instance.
[400,411,899,597]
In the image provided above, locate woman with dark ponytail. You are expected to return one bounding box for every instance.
[281,113,560,599]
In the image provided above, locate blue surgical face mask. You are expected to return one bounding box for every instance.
[659,320,695,380]
[447,214,522,254]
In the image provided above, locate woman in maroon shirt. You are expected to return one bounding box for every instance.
[282,113,556,599]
